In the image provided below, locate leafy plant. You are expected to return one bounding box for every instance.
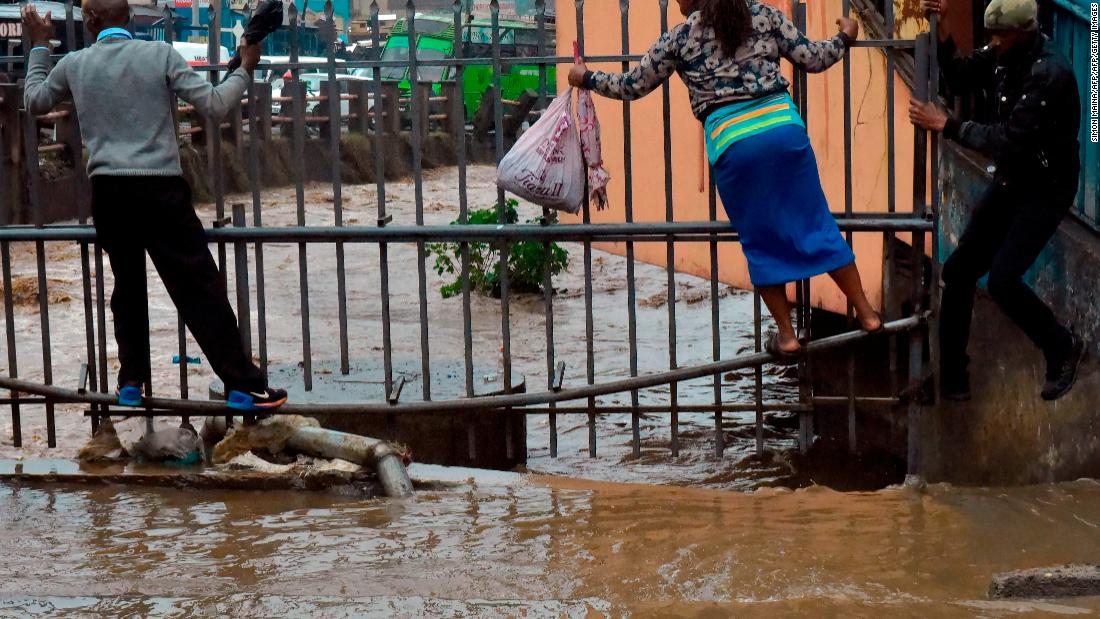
[428,199,569,298]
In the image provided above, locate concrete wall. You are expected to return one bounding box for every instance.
[920,141,1100,485]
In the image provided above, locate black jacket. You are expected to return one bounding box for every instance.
[939,33,1080,185]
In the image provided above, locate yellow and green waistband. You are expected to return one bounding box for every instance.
[704,93,804,164]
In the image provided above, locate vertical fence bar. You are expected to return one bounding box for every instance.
[245,30,269,375]
[452,0,476,459]
[208,0,227,282]
[928,13,941,404]
[618,0,641,460]
[94,246,108,398]
[162,8,190,405]
[908,33,931,480]
[886,0,899,410]
[754,291,764,456]
[231,203,252,362]
[368,2,393,396]
[289,4,313,390]
[490,0,514,457]
[324,0,350,376]
[21,57,56,446]
[407,1,433,401]
[1,243,19,446]
[658,0,679,457]
[573,0,596,458]
[535,0,557,458]
[709,172,723,457]
[841,0,858,455]
[793,1,813,454]
[68,0,100,423]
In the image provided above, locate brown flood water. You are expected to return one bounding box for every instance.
[3,471,1100,617]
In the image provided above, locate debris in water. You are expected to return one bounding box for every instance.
[208,415,321,465]
[77,418,127,462]
[132,426,202,465]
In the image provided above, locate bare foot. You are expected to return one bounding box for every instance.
[777,331,801,353]
[859,311,883,333]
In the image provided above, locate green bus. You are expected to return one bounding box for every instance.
[354,15,556,122]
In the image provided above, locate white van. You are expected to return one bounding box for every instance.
[257,56,346,84]
[172,41,231,81]
[271,73,373,118]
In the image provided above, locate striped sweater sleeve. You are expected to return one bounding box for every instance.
[582,24,686,101]
[769,5,850,74]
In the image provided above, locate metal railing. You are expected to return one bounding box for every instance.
[0,0,940,475]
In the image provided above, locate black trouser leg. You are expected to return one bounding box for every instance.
[94,216,152,388]
[143,179,267,392]
[939,180,1073,378]
[985,196,1074,367]
[93,176,266,393]
[939,183,1011,379]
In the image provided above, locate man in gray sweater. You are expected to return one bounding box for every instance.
[22,0,287,411]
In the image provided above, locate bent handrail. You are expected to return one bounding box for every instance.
[0,315,925,416]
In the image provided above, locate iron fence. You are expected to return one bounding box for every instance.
[0,0,940,475]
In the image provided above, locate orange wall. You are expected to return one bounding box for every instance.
[556,0,920,314]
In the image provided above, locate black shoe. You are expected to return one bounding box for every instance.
[1042,335,1086,401]
[940,372,971,402]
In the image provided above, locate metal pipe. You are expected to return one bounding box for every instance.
[285,426,413,498]
[0,316,925,415]
[0,218,935,243]
[203,417,413,498]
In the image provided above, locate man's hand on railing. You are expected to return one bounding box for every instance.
[922,0,946,16]
[909,99,948,132]
[237,42,262,73]
[20,5,54,50]
[922,0,951,40]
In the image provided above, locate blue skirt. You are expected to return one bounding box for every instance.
[714,123,855,287]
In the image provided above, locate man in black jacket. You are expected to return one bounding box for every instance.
[910,0,1084,401]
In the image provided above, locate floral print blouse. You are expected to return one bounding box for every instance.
[582,3,852,120]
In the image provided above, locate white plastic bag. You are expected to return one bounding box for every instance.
[497,88,586,214]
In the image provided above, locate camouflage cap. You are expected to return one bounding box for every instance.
[984,0,1038,31]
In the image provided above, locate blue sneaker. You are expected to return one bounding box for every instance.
[116,383,143,407]
[226,387,288,412]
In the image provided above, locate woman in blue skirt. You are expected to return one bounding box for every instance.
[569,0,882,361]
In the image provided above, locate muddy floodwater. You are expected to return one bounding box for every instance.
[2,471,1100,616]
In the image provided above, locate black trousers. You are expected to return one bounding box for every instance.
[939,177,1075,378]
[92,176,266,392]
